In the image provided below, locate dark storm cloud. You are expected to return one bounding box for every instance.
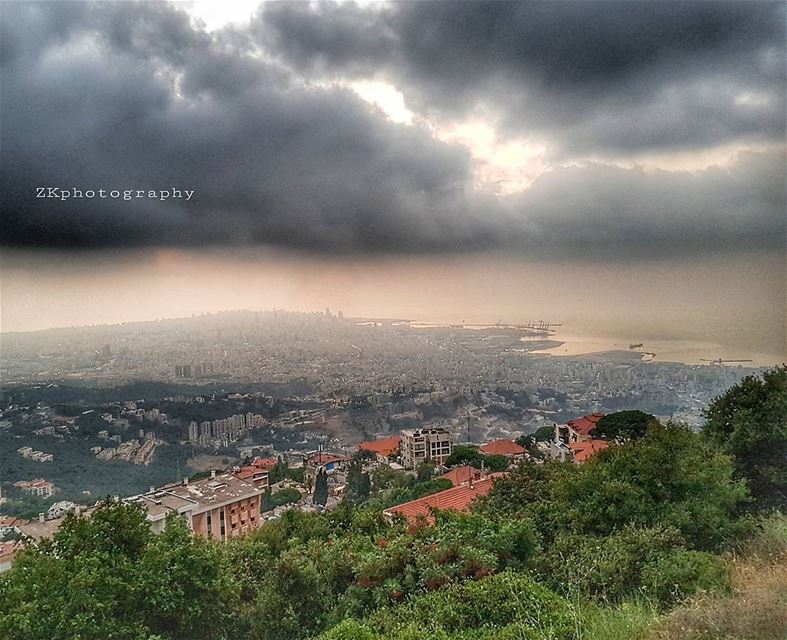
[499,148,787,258]
[259,0,786,155]
[0,1,784,258]
[1,1,493,253]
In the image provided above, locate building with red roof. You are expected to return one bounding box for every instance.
[568,439,610,463]
[250,456,278,471]
[0,541,25,573]
[555,412,604,444]
[479,438,525,458]
[383,476,500,524]
[440,464,485,487]
[358,435,400,461]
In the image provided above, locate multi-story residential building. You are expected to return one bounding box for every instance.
[400,427,453,469]
[13,478,55,498]
[129,471,266,542]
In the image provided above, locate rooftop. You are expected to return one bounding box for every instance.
[566,412,605,436]
[440,464,484,487]
[358,435,400,456]
[135,473,262,517]
[479,439,525,456]
[568,439,610,462]
[384,474,504,524]
[400,427,451,437]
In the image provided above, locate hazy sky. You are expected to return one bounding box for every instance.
[0,1,784,359]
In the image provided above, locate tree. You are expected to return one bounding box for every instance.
[314,468,329,507]
[702,366,787,509]
[444,445,483,468]
[591,410,658,441]
[135,515,239,639]
[482,423,747,551]
[0,502,238,640]
[416,461,436,482]
[483,454,509,472]
[346,461,371,504]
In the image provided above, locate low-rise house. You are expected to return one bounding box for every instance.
[233,465,271,489]
[357,435,400,461]
[568,439,610,463]
[555,413,604,444]
[479,438,525,461]
[0,541,24,573]
[383,474,503,525]
[440,464,485,487]
[47,500,78,520]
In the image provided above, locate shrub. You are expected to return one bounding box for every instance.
[642,550,729,604]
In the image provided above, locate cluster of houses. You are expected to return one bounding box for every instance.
[0,414,610,572]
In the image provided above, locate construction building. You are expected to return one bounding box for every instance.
[400,427,453,469]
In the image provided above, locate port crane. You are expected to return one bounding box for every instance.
[699,358,753,366]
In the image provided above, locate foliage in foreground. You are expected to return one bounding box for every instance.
[2,368,785,640]
[703,365,787,509]
[317,571,575,640]
[651,512,787,640]
[0,503,237,640]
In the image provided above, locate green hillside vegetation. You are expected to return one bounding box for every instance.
[0,367,784,640]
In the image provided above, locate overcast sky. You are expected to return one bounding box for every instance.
[0,1,784,358]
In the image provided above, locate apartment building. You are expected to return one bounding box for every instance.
[131,471,266,542]
[13,478,55,498]
[400,427,453,469]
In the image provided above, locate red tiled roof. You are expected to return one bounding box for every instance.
[384,475,504,524]
[358,435,400,457]
[0,541,24,563]
[479,439,525,456]
[567,412,605,436]
[234,466,269,481]
[0,516,26,527]
[307,452,351,466]
[440,465,484,487]
[568,439,610,462]
[251,457,278,471]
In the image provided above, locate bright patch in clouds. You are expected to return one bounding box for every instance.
[185,0,260,31]
[350,81,414,125]
[436,120,550,194]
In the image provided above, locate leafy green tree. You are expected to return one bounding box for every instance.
[482,454,509,472]
[445,447,508,472]
[703,366,787,509]
[262,487,301,511]
[444,445,483,468]
[317,571,574,640]
[415,461,436,482]
[591,410,658,441]
[346,461,372,504]
[560,423,747,549]
[0,502,239,640]
[482,423,747,551]
[135,516,239,639]
[314,468,329,507]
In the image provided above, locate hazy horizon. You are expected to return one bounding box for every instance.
[2,247,784,365]
[1,1,785,364]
